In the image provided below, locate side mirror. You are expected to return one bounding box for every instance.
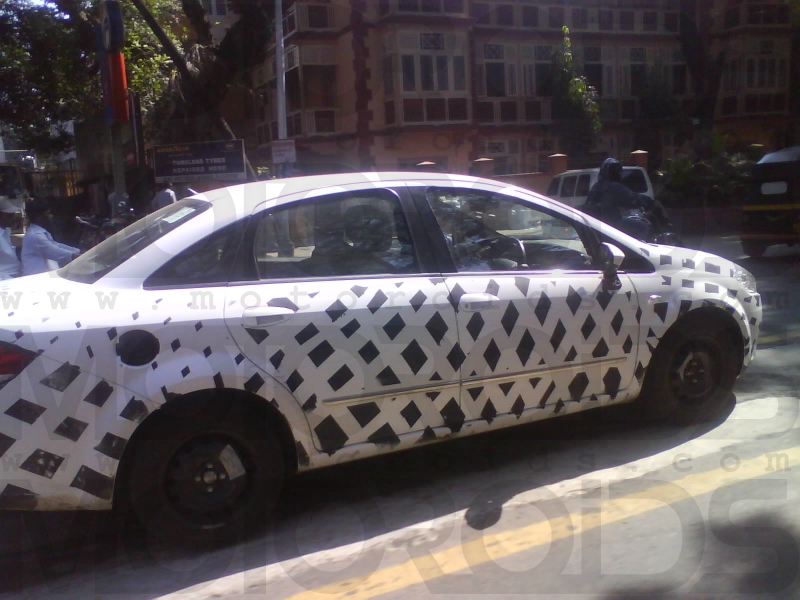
[599,242,625,269]
[598,242,625,291]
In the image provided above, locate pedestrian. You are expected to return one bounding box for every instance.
[21,198,80,276]
[0,198,22,280]
[150,181,177,212]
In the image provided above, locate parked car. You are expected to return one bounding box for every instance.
[0,173,760,543]
[547,166,655,208]
[740,146,800,258]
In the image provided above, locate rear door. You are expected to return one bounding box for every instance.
[224,185,462,455]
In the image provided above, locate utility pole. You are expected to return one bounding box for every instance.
[274,0,288,177]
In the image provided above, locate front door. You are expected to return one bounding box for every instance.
[421,186,641,421]
[224,186,462,455]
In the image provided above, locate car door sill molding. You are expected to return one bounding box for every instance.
[322,356,626,406]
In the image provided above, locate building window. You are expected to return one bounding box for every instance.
[307,5,329,28]
[443,0,464,13]
[535,63,553,97]
[584,46,601,63]
[599,9,613,31]
[426,98,446,120]
[402,55,416,91]
[620,10,634,31]
[672,65,687,95]
[486,62,506,97]
[724,7,740,29]
[421,0,442,12]
[420,55,435,91]
[496,4,514,26]
[399,0,419,11]
[420,33,444,51]
[584,64,603,96]
[572,8,588,30]
[630,48,646,63]
[522,5,538,27]
[484,44,504,60]
[472,2,491,24]
[723,60,739,93]
[643,11,657,32]
[448,98,468,120]
[436,55,449,90]
[215,0,226,16]
[384,56,394,95]
[664,12,679,32]
[403,98,424,121]
[385,100,396,125]
[548,7,564,29]
[630,64,648,96]
[453,56,466,90]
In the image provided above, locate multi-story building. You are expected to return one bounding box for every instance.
[241,0,797,175]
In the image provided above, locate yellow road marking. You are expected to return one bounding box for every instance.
[287,445,800,600]
[758,331,800,344]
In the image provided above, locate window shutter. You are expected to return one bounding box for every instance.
[621,65,631,96]
[477,64,486,96]
[604,65,615,96]
[507,64,517,96]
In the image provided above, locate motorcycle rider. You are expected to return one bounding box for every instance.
[583,157,656,239]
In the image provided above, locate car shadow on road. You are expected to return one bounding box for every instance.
[0,395,738,597]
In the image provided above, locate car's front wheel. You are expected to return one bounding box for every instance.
[640,320,739,425]
[125,403,284,545]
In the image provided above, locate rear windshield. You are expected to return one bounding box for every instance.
[58,199,211,284]
[621,169,648,194]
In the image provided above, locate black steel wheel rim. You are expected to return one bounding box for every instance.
[163,434,255,528]
[668,339,719,406]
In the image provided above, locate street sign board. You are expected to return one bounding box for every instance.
[272,139,297,164]
[153,140,247,183]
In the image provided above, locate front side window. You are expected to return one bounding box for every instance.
[425,188,592,272]
[249,190,418,280]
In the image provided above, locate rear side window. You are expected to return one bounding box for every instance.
[621,169,648,194]
[560,176,577,198]
[576,174,591,197]
[546,178,560,197]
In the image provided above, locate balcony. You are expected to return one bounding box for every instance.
[268,110,341,140]
[475,98,552,124]
[722,4,790,31]
[719,93,789,118]
[378,0,468,20]
[280,2,343,39]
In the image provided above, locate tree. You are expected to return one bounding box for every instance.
[633,67,690,169]
[0,0,187,154]
[550,27,602,159]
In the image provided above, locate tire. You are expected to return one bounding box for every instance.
[640,321,739,425]
[741,240,768,258]
[124,402,284,545]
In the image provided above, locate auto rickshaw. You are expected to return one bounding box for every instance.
[741,146,800,258]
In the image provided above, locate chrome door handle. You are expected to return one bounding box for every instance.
[459,293,500,312]
[242,307,295,327]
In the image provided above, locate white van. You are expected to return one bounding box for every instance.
[546,166,654,208]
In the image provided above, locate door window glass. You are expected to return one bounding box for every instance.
[560,175,577,198]
[425,188,592,272]
[576,174,591,196]
[251,190,418,279]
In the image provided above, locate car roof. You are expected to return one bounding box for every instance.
[555,166,645,177]
[758,146,800,164]
[191,171,494,216]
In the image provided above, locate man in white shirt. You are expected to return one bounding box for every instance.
[0,197,22,280]
[21,198,80,276]
[150,181,177,212]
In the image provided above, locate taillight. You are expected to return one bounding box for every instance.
[0,341,37,390]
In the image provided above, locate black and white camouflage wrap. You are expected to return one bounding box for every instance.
[0,174,761,510]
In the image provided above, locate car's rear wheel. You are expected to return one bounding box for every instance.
[125,403,284,545]
[741,240,768,258]
[640,321,738,425]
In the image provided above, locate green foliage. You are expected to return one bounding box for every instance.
[657,137,758,208]
[0,0,188,155]
[550,27,602,158]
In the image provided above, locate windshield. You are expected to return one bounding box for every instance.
[58,199,211,284]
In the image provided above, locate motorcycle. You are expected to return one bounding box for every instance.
[75,202,140,251]
[578,200,683,247]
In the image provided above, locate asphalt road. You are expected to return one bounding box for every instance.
[1,237,799,599]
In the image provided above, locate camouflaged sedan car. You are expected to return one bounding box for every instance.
[0,173,761,541]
